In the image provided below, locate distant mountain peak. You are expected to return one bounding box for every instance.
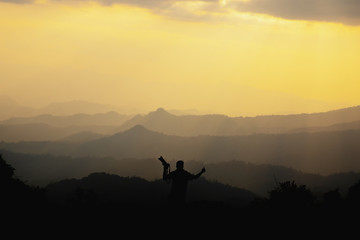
[148,108,173,117]
[156,107,166,112]
[154,108,169,114]
[130,124,148,131]
[122,124,161,136]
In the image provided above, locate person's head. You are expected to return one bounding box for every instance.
[176,160,184,169]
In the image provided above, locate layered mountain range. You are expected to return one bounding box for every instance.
[1,101,360,197]
[2,104,360,141]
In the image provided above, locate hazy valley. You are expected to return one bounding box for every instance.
[1,123,360,175]
[1,100,360,199]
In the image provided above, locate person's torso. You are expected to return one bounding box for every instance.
[170,169,192,191]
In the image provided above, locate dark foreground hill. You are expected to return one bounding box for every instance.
[4,150,360,197]
[45,172,256,208]
[2,154,360,236]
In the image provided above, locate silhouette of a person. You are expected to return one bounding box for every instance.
[162,158,206,206]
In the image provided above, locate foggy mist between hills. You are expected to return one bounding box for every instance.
[1,104,360,200]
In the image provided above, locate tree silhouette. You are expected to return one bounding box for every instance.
[348,179,360,201]
[268,180,315,211]
[0,154,15,181]
[347,179,360,213]
[0,154,46,214]
[323,189,342,206]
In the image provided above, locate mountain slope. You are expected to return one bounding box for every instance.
[1,112,131,127]
[2,105,360,141]
[2,125,360,175]
[0,123,116,142]
[80,126,360,174]
[46,172,256,207]
[58,131,105,143]
[116,106,360,136]
[289,120,360,133]
[0,111,133,142]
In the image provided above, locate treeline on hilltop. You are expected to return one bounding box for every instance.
[2,154,360,225]
[4,150,360,198]
[0,154,255,211]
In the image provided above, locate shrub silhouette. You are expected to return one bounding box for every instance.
[268,180,315,210]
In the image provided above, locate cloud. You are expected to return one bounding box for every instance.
[232,0,360,25]
[84,0,172,9]
[59,0,218,9]
[0,0,35,3]
[3,0,360,25]
[0,0,218,7]
[63,0,223,22]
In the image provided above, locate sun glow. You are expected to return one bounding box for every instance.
[0,1,360,116]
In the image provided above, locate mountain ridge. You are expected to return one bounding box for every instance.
[115,105,360,137]
[2,125,360,175]
[2,102,360,140]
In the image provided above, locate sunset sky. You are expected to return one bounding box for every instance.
[1,0,360,116]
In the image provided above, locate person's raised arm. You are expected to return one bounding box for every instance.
[159,156,170,181]
[163,164,170,180]
[193,167,206,179]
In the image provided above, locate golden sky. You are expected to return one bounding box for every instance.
[1,0,360,116]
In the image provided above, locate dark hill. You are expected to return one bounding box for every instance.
[77,124,176,157]
[4,150,360,198]
[46,172,256,208]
